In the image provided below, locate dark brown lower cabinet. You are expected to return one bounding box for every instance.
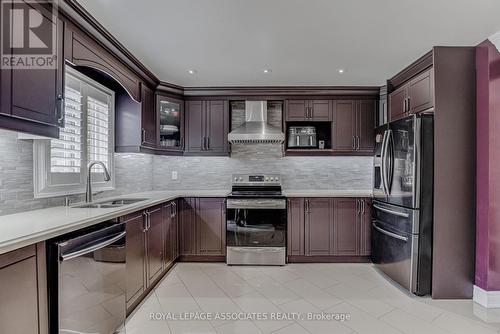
[0,243,48,334]
[179,197,226,259]
[124,211,146,310]
[287,197,371,261]
[305,198,334,256]
[146,205,164,286]
[124,201,178,313]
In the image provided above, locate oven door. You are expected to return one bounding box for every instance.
[226,198,287,248]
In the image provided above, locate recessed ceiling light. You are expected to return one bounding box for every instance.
[338,69,345,73]
[187,69,197,75]
[263,69,272,74]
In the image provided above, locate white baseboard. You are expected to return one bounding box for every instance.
[473,285,500,308]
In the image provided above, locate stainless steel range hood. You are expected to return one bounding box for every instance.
[228,101,285,144]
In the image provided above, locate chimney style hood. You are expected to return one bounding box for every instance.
[228,101,285,144]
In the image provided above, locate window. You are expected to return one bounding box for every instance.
[34,67,115,198]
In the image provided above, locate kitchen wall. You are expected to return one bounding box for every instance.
[0,129,372,216]
[0,129,153,216]
[153,144,373,191]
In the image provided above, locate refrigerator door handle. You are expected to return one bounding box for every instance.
[373,203,410,217]
[372,222,408,242]
[386,129,394,193]
[380,130,389,195]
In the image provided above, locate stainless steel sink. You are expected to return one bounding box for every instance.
[71,198,148,209]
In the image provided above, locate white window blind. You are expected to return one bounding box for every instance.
[34,67,115,198]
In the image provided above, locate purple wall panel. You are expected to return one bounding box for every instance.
[476,40,500,291]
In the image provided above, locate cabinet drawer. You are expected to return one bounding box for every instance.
[0,245,36,269]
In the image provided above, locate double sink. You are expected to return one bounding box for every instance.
[71,198,148,209]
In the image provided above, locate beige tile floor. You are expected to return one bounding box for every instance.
[125,263,500,334]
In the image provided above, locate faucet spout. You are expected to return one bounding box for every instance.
[86,161,111,203]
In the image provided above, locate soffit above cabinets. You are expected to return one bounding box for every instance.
[78,0,500,87]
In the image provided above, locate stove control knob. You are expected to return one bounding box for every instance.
[270,177,275,181]
[234,177,238,181]
[238,177,243,181]
[275,177,279,181]
[265,177,269,181]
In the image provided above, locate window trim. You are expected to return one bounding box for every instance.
[33,67,115,199]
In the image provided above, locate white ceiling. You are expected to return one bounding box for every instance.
[78,0,500,87]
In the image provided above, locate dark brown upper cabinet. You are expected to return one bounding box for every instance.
[0,1,64,139]
[141,84,156,148]
[64,20,141,102]
[332,100,375,154]
[389,68,434,122]
[285,100,331,121]
[157,95,184,153]
[185,100,229,156]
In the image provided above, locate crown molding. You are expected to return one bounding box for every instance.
[489,31,500,52]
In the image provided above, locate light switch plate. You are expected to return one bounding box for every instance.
[171,171,178,180]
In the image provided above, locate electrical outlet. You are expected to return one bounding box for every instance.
[171,171,178,180]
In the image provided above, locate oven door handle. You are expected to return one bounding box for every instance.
[226,198,286,209]
[60,231,126,262]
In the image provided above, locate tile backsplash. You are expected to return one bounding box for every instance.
[0,129,372,216]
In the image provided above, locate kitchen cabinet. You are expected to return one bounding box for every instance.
[196,198,226,256]
[185,100,229,155]
[145,205,164,286]
[333,198,359,256]
[389,68,434,121]
[163,200,179,268]
[287,198,305,256]
[157,95,184,152]
[141,85,157,148]
[332,100,375,153]
[287,197,372,261]
[0,243,48,334]
[179,198,197,256]
[124,212,146,310]
[179,197,226,258]
[285,100,331,121]
[0,1,64,139]
[359,199,372,256]
[305,198,334,256]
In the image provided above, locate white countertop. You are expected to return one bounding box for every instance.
[0,190,229,255]
[283,190,373,197]
[0,188,372,255]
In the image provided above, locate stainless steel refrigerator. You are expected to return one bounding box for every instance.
[372,113,433,295]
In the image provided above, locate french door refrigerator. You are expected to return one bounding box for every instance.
[372,113,433,295]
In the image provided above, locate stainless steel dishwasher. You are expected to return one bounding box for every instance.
[48,221,126,334]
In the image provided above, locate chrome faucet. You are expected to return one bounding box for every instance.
[86,161,111,203]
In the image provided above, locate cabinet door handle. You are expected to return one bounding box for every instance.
[309,107,313,119]
[403,98,406,113]
[181,137,185,150]
[57,94,65,126]
[143,212,148,232]
[362,200,365,215]
[141,128,146,144]
[407,97,411,112]
[356,135,360,150]
[207,137,210,150]
[352,136,356,150]
[202,137,206,150]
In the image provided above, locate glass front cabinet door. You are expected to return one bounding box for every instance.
[156,95,184,152]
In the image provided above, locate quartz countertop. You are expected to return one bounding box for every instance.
[0,188,372,255]
[0,190,229,255]
[283,189,373,197]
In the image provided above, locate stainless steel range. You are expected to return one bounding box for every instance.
[226,174,287,265]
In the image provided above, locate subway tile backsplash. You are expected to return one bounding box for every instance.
[0,129,372,216]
